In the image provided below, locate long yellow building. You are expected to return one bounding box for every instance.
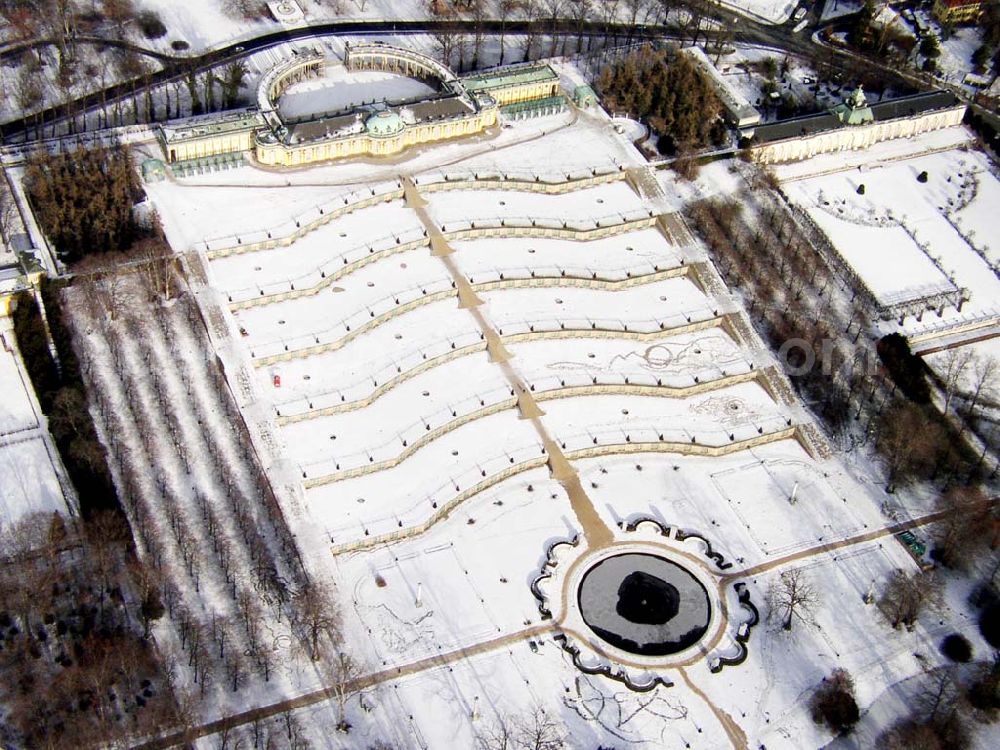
[932,0,983,24]
[159,44,564,170]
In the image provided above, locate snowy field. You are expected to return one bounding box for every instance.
[779,132,1000,339]
[278,64,438,120]
[0,334,38,436]
[0,325,74,527]
[138,96,977,748]
[0,437,67,524]
[717,0,798,24]
[132,0,429,53]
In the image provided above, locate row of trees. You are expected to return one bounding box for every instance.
[5,0,735,140]
[11,283,122,519]
[202,700,567,749]
[684,172,987,492]
[5,42,250,140]
[61,261,364,742]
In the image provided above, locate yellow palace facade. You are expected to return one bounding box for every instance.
[159,44,561,169]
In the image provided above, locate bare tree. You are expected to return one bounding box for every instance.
[225,647,248,693]
[917,668,965,724]
[74,253,135,321]
[569,0,591,54]
[876,400,939,492]
[134,234,175,301]
[498,0,517,64]
[624,0,645,43]
[478,705,565,750]
[939,348,974,413]
[966,355,999,417]
[332,652,362,732]
[431,30,458,68]
[543,0,563,57]
[281,708,312,750]
[294,579,340,661]
[477,715,516,750]
[470,0,486,69]
[14,59,45,137]
[520,0,541,62]
[514,706,566,750]
[766,568,818,632]
[932,485,996,568]
[878,569,943,630]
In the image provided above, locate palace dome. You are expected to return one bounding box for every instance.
[366,110,406,137]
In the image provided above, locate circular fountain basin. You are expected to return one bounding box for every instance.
[577,552,711,656]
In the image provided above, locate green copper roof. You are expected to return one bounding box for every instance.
[832,85,874,125]
[366,110,406,137]
[461,65,558,93]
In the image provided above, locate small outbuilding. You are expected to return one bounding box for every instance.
[573,85,597,108]
[141,158,168,183]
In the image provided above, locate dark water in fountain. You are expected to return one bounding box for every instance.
[578,553,711,656]
[615,571,680,624]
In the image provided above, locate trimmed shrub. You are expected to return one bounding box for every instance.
[137,10,166,39]
[981,601,1000,649]
[811,668,860,735]
[940,633,973,662]
[877,333,931,403]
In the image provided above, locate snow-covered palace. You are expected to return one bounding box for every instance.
[748,87,965,164]
[157,43,563,169]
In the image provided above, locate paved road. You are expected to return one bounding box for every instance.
[0,11,917,142]
[131,622,558,750]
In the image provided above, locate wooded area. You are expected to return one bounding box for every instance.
[24,144,142,262]
[0,511,174,749]
[596,45,726,155]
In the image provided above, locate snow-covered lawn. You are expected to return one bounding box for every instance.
[718,0,799,24]
[449,229,684,280]
[424,181,646,229]
[937,26,986,88]
[0,335,39,435]
[132,0,430,54]
[0,324,74,527]
[278,64,438,120]
[785,189,955,305]
[0,437,67,524]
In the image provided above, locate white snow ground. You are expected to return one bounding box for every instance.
[779,130,1000,340]
[278,64,438,120]
[0,323,75,528]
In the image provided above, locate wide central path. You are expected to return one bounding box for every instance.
[402,176,615,550]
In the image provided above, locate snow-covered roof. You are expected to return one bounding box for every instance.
[160,110,264,144]
[752,90,962,144]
